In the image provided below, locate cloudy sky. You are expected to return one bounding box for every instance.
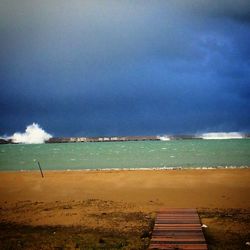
[1,0,250,136]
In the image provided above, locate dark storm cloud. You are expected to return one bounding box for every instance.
[0,0,250,136]
[170,0,250,23]
[198,0,250,23]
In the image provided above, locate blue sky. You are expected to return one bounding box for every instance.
[1,0,250,136]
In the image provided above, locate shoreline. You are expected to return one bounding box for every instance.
[1,165,250,173]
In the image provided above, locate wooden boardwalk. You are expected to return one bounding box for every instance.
[148,208,207,250]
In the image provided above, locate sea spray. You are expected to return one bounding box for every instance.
[6,123,52,144]
[200,132,244,140]
[157,135,170,141]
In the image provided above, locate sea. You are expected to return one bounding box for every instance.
[0,139,250,171]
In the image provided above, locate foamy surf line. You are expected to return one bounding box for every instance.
[199,132,244,139]
[1,165,249,173]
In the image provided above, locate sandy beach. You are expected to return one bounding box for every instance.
[0,169,250,249]
[1,169,250,208]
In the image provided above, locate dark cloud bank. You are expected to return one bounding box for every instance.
[0,0,250,136]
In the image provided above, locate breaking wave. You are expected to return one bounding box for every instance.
[7,123,52,144]
[200,132,244,140]
[157,135,170,141]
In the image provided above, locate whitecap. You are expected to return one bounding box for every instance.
[200,132,244,140]
[7,123,52,144]
[157,135,170,141]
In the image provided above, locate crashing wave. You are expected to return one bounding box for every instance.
[157,135,171,141]
[200,132,244,140]
[6,123,52,144]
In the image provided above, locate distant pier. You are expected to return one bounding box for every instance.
[46,136,160,143]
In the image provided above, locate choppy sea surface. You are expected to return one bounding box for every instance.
[0,140,250,171]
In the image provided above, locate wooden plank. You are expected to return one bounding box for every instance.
[149,243,207,249]
[157,209,197,213]
[149,244,207,249]
[148,208,208,250]
[151,238,206,242]
[152,232,204,236]
[153,228,202,230]
[155,221,201,224]
[154,224,201,227]
[154,226,201,228]
[151,238,206,243]
[151,236,205,240]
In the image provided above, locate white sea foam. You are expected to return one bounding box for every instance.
[200,132,244,140]
[6,123,52,144]
[15,166,250,172]
[157,135,170,141]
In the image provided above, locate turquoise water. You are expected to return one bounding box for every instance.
[0,140,250,171]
